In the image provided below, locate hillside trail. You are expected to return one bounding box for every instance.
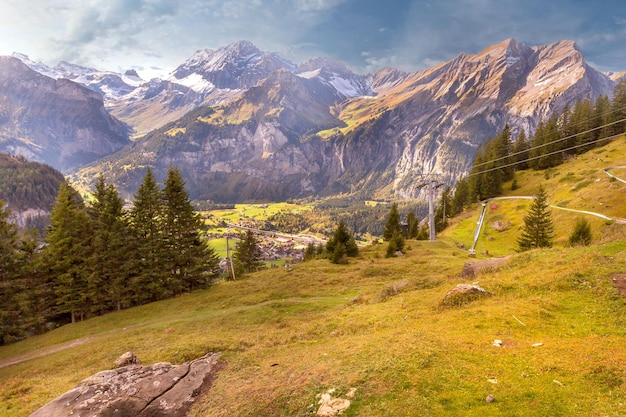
[0,296,330,370]
[0,336,94,369]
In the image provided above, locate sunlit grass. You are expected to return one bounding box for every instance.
[3,139,626,416]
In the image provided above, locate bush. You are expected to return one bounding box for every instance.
[569,218,592,246]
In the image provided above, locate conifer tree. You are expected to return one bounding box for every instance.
[326,221,358,264]
[233,230,264,274]
[0,201,21,343]
[517,185,554,251]
[129,168,166,302]
[594,95,611,139]
[607,80,626,137]
[383,203,401,241]
[573,98,594,151]
[512,129,530,170]
[406,211,419,239]
[529,121,545,170]
[451,177,469,215]
[385,230,405,258]
[43,182,93,323]
[435,187,451,232]
[162,166,219,292]
[538,114,562,168]
[88,175,133,311]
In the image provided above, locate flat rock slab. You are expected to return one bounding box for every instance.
[30,352,221,417]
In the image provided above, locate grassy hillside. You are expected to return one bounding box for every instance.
[1,139,626,416]
[446,135,626,256]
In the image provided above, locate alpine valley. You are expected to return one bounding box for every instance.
[2,38,624,202]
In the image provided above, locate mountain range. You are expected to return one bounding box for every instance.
[2,38,624,202]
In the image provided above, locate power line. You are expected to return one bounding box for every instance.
[471,116,626,170]
[468,132,623,177]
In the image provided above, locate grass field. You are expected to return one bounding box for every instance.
[2,139,626,416]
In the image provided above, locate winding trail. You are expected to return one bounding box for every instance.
[469,167,626,254]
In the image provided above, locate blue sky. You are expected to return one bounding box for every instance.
[1,0,625,79]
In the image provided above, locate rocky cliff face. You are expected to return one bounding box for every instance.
[0,57,130,172]
[74,39,616,202]
[11,39,621,201]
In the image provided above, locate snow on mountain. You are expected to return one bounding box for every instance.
[12,53,145,101]
[298,57,375,98]
[168,40,298,93]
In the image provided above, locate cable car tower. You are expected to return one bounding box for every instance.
[414,175,445,241]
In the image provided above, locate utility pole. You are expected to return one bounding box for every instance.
[416,177,444,242]
[428,182,436,241]
[226,229,236,281]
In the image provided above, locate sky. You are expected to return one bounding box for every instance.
[1,0,626,79]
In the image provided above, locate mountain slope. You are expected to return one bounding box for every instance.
[0,152,65,229]
[73,39,619,202]
[0,57,130,172]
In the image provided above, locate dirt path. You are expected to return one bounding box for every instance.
[0,336,94,369]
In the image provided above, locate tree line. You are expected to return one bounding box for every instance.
[447,80,626,213]
[0,166,220,345]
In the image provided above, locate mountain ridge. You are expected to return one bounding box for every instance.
[7,38,624,202]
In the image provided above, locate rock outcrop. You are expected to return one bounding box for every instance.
[30,352,222,417]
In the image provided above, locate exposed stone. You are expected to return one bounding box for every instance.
[30,352,222,417]
[114,351,140,368]
[486,394,495,403]
[461,256,511,278]
[317,388,355,417]
[440,283,489,308]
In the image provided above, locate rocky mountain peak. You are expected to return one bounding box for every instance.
[298,56,375,98]
[169,40,297,92]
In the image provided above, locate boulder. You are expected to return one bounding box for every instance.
[440,283,489,307]
[114,351,140,368]
[30,352,222,417]
[461,256,510,278]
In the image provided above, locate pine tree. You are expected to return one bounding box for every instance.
[572,98,594,152]
[162,166,219,292]
[517,185,554,251]
[326,221,358,264]
[529,121,545,170]
[451,177,469,215]
[385,230,405,258]
[43,182,93,323]
[0,201,21,344]
[233,230,264,274]
[607,80,626,137]
[88,175,134,311]
[538,114,562,168]
[406,211,419,239]
[512,130,530,171]
[383,203,401,241]
[435,187,451,232]
[568,218,592,246]
[129,168,166,303]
